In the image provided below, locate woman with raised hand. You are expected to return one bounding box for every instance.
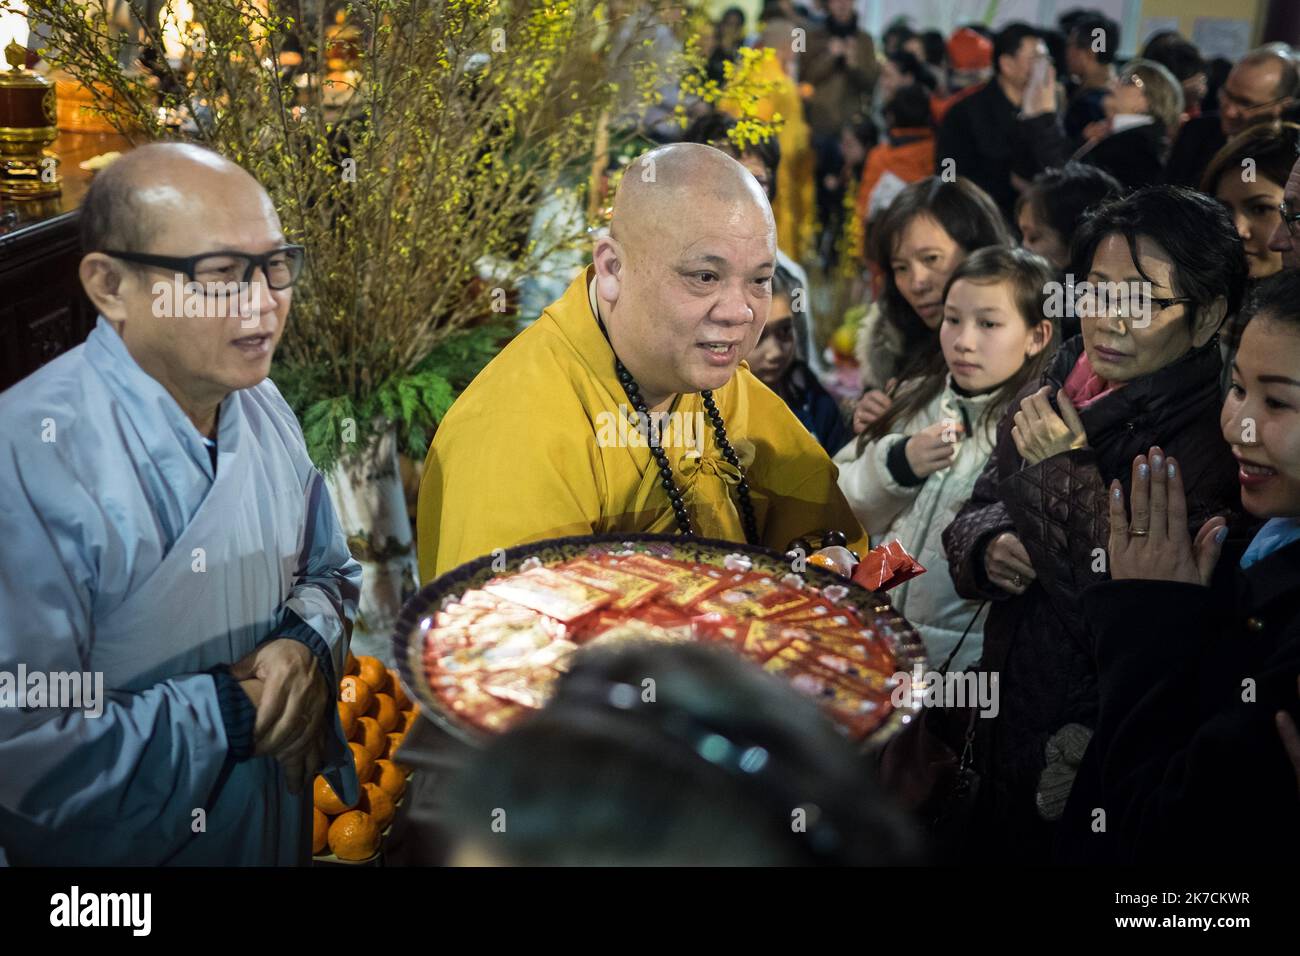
[851,176,1011,434]
[941,185,1248,864]
[836,247,1056,671]
[1058,270,1300,862]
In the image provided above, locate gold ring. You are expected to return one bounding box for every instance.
[1129,528,1149,537]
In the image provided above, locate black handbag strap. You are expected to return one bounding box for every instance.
[936,600,988,676]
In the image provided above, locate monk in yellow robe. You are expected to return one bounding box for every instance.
[418,143,865,580]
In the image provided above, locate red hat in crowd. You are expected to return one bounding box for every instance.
[948,27,993,71]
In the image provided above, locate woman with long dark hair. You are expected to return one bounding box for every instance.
[852,176,1011,433]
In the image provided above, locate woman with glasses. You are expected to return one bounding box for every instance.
[1071,59,1185,188]
[1058,271,1300,862]
[942,186,1248,864]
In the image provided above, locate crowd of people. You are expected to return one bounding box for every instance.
[3,5,1300,869]
[457,6,1300,865]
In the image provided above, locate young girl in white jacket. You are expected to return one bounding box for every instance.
[835,247,1057,670]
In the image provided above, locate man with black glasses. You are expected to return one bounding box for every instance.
[1165,45,1299,188]
[0,142,361,865]
[1267,149,1300,271]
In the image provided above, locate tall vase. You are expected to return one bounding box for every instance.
[325,424,417,663]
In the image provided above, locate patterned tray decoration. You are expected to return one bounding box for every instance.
[392,533,928,749]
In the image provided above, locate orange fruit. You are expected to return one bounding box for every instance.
[312,808,329,854]
[345,651,359,676]
[355,715,385,759]
[313,775,355,815]
[369,692,399,733]
[357,656,389,694]
[388,670,410,710]
[384,732,405,760]
[373,758,407,800]
[349,741,375,784]
[360,782,395,830]
[327,810,380,861]
[340,675,373,714]
[337,700,358,740]
[401,709,418,732]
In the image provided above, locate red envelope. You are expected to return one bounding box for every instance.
[851,539,926,591]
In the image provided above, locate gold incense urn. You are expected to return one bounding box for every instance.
[0,40,59,199]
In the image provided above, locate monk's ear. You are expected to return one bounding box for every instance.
[1191,296,1226,348]
[80,253,133,322]
[593,236,623,305]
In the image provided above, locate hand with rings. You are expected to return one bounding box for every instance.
[1106,444,1228,586]
[984,531,1036,596]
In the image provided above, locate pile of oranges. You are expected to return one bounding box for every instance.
[312,651,418,861]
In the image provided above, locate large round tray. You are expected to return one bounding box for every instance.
[392,533,928,749]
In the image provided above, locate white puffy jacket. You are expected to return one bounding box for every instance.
[833,376,1005,671]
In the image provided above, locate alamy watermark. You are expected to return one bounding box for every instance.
[152,277,263,328]
[50,886,150,935]
[890,663,999,719]
[0,664,104,718]
[1043,275,1160,328]
[595,405,707,452]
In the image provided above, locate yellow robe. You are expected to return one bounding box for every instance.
[417,266,867,580]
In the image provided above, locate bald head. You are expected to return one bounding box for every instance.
[78,142,295,418]
[81,142,274,256]
[593,143,778,408]
[1239,45,1300,98]
[610,143,774,260]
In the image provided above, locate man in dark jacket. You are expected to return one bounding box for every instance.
[1164,46,1299,188]
[941,186,1248,863]
[936,21,1070,219]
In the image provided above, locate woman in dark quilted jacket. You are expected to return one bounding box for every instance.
[941,186,1249,863]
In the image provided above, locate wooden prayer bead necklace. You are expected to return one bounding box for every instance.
[613,357,759,546]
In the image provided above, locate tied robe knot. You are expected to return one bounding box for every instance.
[676,437,756,489]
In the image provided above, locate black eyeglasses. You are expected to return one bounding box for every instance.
[103,245,306,290]
[1279,201,1300,237]
[1217,85,1294,115]
[1075,287,1192,318]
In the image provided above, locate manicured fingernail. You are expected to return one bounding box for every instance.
[1151,453,1163,470]
[1138,463,1149,479]
[1216,526,1229,544]
[1112,483,1122,499]
[1167,461,1176,478]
